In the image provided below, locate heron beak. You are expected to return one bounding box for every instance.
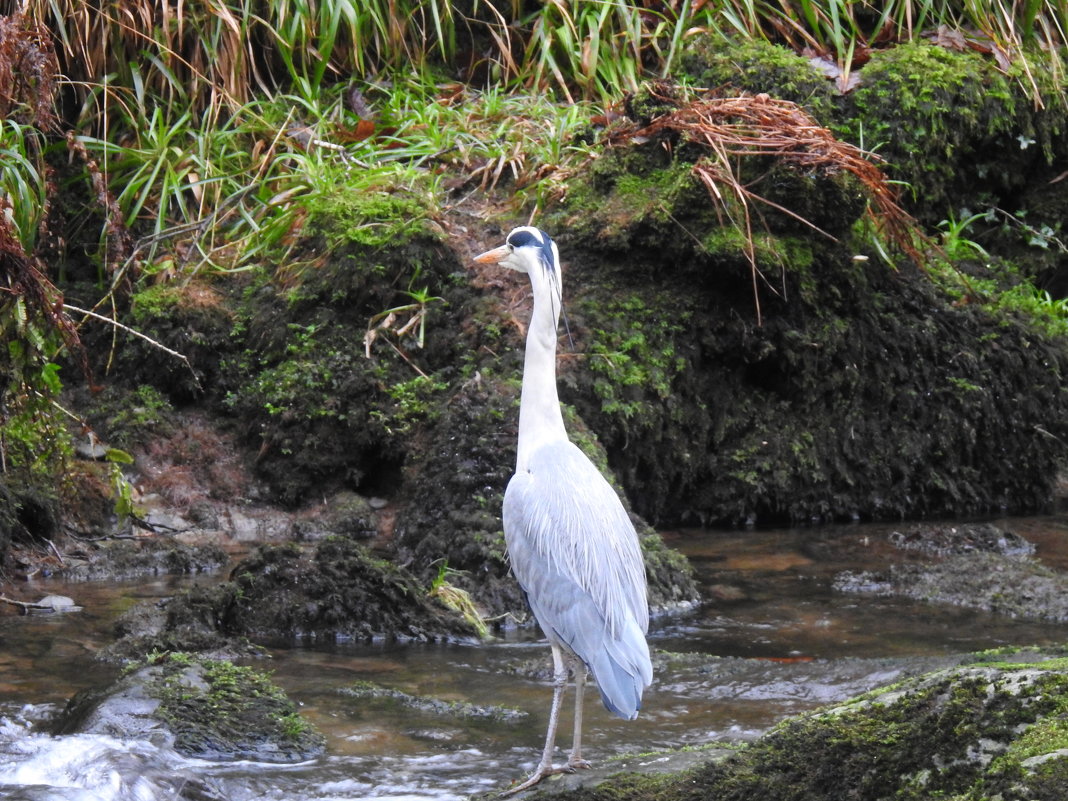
[474,245,510,264]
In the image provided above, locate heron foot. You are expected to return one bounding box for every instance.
[499,765,556,797]
[501,760,593,796]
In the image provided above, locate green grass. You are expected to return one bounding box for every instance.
[5,0,1068,499]
[0,120,48,251]
[11,0,1066,292]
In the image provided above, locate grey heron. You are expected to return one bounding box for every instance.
[475,227,652,795]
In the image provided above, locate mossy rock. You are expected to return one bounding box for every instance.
[679,34,1068,240]
[840,41,1028,224]
[393,376,522,618]
[55,654,324,763]
[104,539,478,656]
[680,35,837,123]
[513,659,1068,800]
[392,373,699,619]
[211,538,480,643]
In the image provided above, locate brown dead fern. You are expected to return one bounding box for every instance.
[607,89,928,324]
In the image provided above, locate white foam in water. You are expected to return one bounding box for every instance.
[0,719,205,801]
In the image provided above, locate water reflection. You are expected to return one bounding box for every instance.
[1,518,1067,799]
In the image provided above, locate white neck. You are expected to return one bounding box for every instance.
[515,263,567,472]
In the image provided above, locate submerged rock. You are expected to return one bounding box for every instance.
[54,654,325,763]
[887,553,1068,623]
[60,538,228,582]
[835,524,1068,622]
[887,522,1036,557]
[339,680,527,722]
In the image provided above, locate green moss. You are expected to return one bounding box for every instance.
[841,42,1025,221]
[147,653,325,761]
[584,293,687,420]
[562,157,706,254]
[129,284,190,322]
[220,185,468,503]
[303,177,441,250]
[680,34,836,123]
[535,663,1068,801]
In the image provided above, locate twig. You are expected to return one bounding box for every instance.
[0,595,83,614]
[64,303,203,390]
[0,595,37,612]
[47,539,65,566]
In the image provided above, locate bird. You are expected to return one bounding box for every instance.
[474,226,652,795]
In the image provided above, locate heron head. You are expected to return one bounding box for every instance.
[474,226,559,279]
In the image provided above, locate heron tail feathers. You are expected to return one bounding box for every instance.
[589,618,652,720]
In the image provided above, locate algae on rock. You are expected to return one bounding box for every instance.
[509,658,1068,801]
[55,653,325,763]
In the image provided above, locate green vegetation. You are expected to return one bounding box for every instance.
[147,652,326,760]
[2,0,1068,534]
[538,661,1068,801]
[585,294,688,420]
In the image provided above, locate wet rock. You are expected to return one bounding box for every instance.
[291,490,379,541]
[60,538,227,582]
[339,680,527,722]
[212,539,481,643]
[888,522,1035,557]
[887,552,1068,623]
[836,531,1068,622]
[504,654,1068,800]
[100,595,262,664]
[706,583,748,602]
[29,595,81,615]
[114,538,482,653]
[74,435,108,460]
[54,654,325,763]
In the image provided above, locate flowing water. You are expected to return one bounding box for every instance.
[2,517,1068,800]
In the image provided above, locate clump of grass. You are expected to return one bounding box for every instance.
[429,562,489,639]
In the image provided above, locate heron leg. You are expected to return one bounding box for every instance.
[500,644,569,796]
[566,664,591,771]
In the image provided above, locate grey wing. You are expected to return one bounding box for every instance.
[503,440,652,719]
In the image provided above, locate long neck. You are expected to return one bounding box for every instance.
[516,265,567,471]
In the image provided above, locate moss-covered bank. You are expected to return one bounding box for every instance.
[21,33,1068,632]
[544,81,1068,527]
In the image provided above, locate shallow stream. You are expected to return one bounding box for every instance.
[2,517,1067,800]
